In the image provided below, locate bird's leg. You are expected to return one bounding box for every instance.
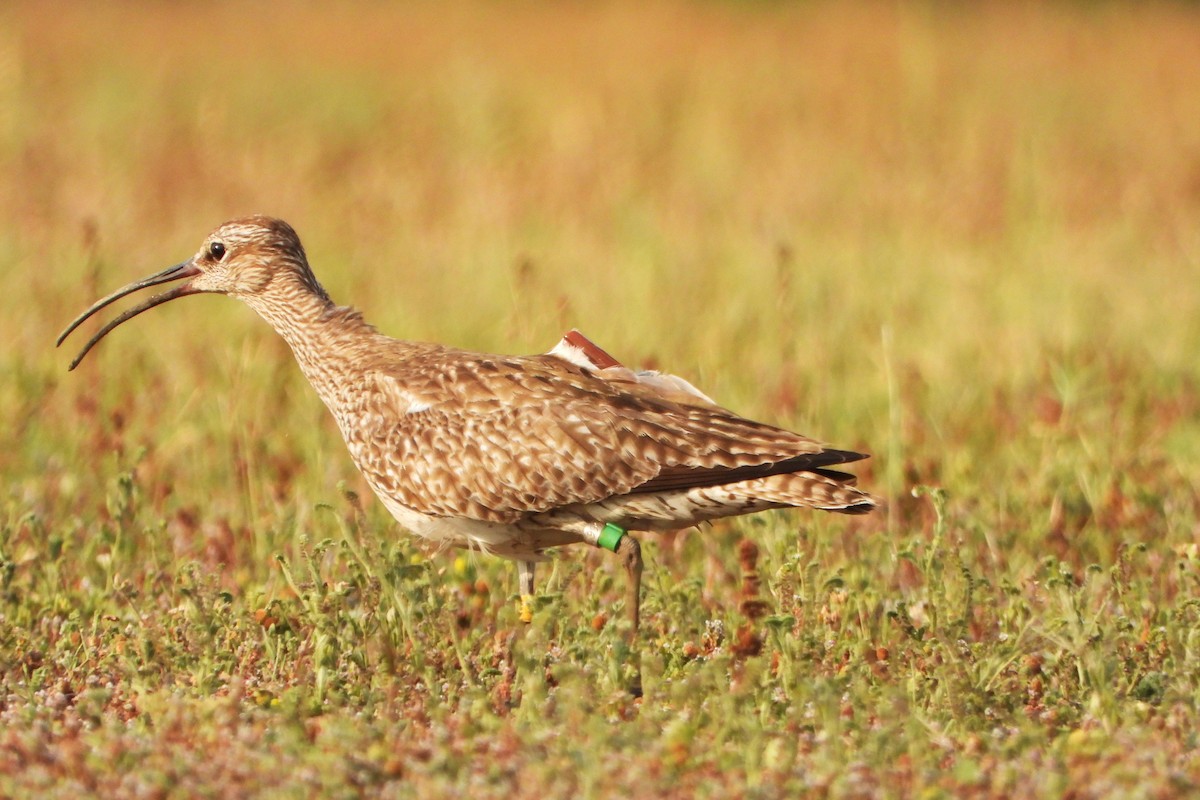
[585,522,642,634]
[615,534,643,634]
[582,522,644,695]
[517,560,536,624]
[610,529,646,697]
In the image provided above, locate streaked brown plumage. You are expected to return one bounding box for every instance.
[58,216,874,631]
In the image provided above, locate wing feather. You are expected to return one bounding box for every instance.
[346,344,862,523]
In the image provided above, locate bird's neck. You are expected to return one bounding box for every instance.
[244,286,382,410]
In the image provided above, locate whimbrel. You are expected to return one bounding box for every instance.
[59,216,874,631]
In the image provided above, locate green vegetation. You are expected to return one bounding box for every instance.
[3,2,1199,797]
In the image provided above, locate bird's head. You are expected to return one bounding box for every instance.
[57,216,327,370]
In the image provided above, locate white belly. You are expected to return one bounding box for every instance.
[373,485,562,560]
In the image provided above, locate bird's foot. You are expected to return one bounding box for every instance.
[517,560,536,625]
[518,594,535,624]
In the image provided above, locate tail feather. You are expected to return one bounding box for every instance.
[736,470,876,514]
[577,469,876,531]
[808,467,858,485]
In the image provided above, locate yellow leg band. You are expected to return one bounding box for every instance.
[519,594,534,624]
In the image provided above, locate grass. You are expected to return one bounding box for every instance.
[3,1,1200,796]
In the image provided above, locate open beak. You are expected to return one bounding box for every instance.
[57,260,203,370]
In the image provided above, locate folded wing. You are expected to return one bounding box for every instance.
[352,336,866,524]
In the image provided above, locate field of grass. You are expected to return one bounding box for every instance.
[3,1,1200,797]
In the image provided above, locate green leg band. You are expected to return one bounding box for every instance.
[597,523,626,552]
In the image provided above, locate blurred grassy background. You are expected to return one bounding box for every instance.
[3,1,1200,797]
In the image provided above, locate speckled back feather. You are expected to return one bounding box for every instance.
[330,346,867,523]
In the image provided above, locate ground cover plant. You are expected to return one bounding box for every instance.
[2,1,1199,797]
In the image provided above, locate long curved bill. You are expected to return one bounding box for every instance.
[57,260,202,371]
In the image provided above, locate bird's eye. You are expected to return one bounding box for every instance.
[208,241,226,260]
